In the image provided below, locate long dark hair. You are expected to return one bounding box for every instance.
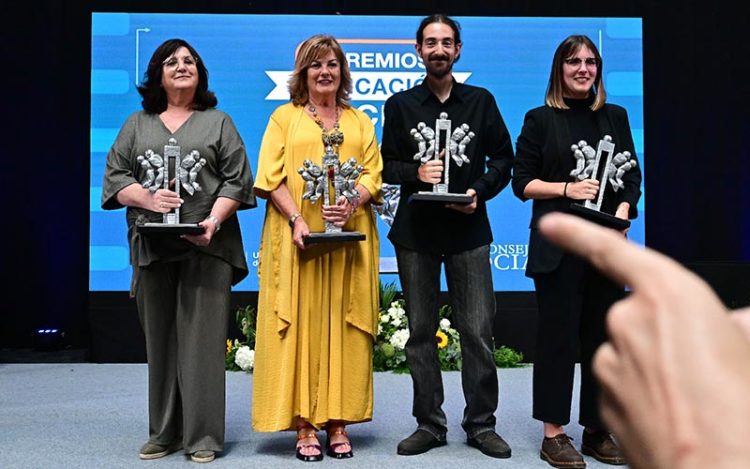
[137,38,217,114]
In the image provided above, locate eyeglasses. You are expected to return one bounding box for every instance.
[564,57,599,67]
[162,55,199,69]
[423,38,456,49]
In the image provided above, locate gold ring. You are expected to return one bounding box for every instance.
[160,202,165,208]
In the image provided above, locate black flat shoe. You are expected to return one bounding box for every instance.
[326,429,353,459]
[296,431,323,462]
[467,430,511,459]
[397,429,447,455]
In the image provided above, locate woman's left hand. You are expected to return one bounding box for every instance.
[322,196,355,227]
[181,218,218,247]
[615,203,631,236]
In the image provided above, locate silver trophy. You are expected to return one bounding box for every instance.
[372,183,401,226]
[408,111,474,204]
[297,134,366,245]
[568,135,637,230]
[136,138,206,234]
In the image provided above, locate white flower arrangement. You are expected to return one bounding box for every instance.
[226,305,257,373]
[389,328,410,350]
[373,282,525,373]
[387,302,406,319]
[230,293,524,375]
[234,346,255,372]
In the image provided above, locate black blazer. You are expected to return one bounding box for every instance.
[512,103,642,277]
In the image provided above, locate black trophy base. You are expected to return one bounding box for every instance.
[569,204,631,230]
[408,191,473,204]
[303,231,366,245]
[137,223,205,235]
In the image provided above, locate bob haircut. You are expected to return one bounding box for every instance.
[137,38,217,114]
[545,35,607,111]
[288,34,352,108]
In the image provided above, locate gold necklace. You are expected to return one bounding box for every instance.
[308,102,344,149]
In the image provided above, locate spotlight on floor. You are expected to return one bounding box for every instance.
[33,328,65,351]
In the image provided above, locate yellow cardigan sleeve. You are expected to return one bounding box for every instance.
[253,108,288,198]
[354,110,383,204]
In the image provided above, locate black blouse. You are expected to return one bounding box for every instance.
[381,80,514,254]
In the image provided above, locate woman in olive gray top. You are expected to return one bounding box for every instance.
[101,38,255,463]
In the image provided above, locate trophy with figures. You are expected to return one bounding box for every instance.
[568,135,637,230]
[408,111,474,204]
[297,130,366,245]
[136,138,207,235]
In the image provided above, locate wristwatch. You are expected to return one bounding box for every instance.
[288,212,302,228]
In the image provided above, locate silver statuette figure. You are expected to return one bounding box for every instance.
[136,138,206,235]
[296,131,365,245]
[408,112,474,204]
[568,135,637,230]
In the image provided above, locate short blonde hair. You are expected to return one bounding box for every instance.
[545,35,607,111]
[288,34,352,108]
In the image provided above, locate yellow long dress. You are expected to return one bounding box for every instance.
[252,103,382,431]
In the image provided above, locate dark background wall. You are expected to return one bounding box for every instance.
[2,1,748,357]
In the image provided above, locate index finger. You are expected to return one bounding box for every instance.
[158,188,179,197]
[538,212,684,290]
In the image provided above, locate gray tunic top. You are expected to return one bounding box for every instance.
[101,109,256,290]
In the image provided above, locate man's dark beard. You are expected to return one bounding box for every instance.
[426,56,452,78]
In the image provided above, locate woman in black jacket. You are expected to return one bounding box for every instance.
[512,35,641,469]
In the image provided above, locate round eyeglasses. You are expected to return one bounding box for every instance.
[564,57,599,67]
[162,55,198,69]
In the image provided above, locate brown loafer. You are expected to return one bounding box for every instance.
[541,434,586,468]
[581,430,626,465]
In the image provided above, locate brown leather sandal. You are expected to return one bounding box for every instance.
[326,429,353,459]
[296,431,323,462]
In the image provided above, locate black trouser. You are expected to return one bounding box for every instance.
[395,244,498,439]
[532,253,622,430]
[135,252,232,453]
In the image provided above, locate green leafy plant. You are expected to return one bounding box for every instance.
[373,282,524,373]
[373,283,410,373]
[373,283,523,373]
[494,345,525,368]
[434,304,462,371]
[230,283,526,374]
[379,280,398,312]
[225,304,257,373]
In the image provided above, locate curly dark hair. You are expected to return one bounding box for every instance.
[137,38,217,114]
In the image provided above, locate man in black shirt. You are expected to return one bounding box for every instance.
[381,14,514,459]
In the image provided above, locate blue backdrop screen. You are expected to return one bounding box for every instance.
[90,13,644,291]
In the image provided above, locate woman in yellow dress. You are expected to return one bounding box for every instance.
[252,34,382,462]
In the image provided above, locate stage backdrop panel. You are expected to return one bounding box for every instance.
[90,13,644,291]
